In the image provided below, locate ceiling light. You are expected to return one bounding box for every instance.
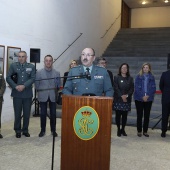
[164,0,169,3]
[142,1,146,5]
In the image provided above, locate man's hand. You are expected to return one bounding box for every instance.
[15,85,25,92]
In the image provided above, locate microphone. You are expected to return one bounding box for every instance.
[75,73,91,80]
[35,73,91,81]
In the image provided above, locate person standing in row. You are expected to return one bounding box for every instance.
[113,63,134,137]
[63,60,78,87]
[6,51,35,138]
[134,63,156,137]
[35,55,60,137]
[0,73,6,139]
[62,48,113,97]
[97,57,114,87]
[159,69,170,138]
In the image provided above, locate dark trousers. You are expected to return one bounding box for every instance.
[161,102,170,132]
[13,97,32,133]
[0,99,2,133]
[115,110,128,130]
[135,100,152,133]
[40,98,56,133]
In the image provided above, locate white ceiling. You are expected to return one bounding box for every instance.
[123,0,170,9]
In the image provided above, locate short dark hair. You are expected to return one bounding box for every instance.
[18,51,27,56]
[97,57,106,63]
[44,54,53,61]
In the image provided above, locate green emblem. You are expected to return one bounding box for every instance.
[73,106,99,140]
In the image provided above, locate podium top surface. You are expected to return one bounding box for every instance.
[62,94,113,100]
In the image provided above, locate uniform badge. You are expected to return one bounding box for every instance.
[94,76,104,79]
[26,68,32,71]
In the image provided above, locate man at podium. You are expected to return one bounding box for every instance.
[62,48,113,97]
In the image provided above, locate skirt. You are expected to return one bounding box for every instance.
[114,102,131,111]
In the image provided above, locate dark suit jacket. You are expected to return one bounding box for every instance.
[107,70,113,87]
[63,72,69,87]
[159,70,170,103]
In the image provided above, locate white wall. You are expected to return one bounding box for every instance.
[0,0,121,123]
[131,6,170,28]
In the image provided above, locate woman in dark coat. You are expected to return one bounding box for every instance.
[113,63,134,137]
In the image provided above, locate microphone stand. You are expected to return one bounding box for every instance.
[35,74,91,81]
[35,73,91,170]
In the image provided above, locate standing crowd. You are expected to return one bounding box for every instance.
[0,48,169,139]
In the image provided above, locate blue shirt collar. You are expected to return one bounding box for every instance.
[83,65,93,73]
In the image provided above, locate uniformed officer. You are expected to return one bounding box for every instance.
[6,51,35,138]
[62,48,113,97]
[0,73,6,139]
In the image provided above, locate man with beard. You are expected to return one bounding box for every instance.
[62,48,113,97]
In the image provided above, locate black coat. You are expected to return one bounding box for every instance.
[63,72,69,87]
[159,70,170,104]
[107,70,114,87]
[113,75,134,103]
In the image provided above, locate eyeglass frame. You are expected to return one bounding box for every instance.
[81,53,95,57]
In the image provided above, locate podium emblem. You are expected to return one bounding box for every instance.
[73,106,99,140]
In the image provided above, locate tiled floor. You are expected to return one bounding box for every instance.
[0,117,170,170]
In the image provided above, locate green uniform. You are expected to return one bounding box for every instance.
[6,62,35,133]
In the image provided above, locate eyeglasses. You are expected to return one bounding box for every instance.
[99,62,106,64]
[81,53,94,57]
[18,56,26,58]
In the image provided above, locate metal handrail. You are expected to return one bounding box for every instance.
[100,13,121,39]
[53,33,83,63]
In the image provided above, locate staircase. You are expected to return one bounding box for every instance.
[103,27,170,57]
[102,28,170,129]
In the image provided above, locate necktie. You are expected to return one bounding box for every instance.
[86,68,90,75]
[86,68,91,80]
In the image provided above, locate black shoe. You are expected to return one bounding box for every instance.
[0,134,3,138]
[22,132,30,137]
[16,133,21,138]
[51,132,58,137]
[143,133,149,137]
[121,129,127,136]
[161,132,166,138]
[117,129,121,137]
[137,132,142,137]
[39,131,45,137]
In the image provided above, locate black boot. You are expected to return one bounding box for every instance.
[117,129,121,137]
[0,134,3,138]
[121,129,127,136]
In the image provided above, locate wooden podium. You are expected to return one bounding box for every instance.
[61,95,113,170]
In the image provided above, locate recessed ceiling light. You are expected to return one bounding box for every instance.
[142,1,146,5]
[164,0,169,3]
